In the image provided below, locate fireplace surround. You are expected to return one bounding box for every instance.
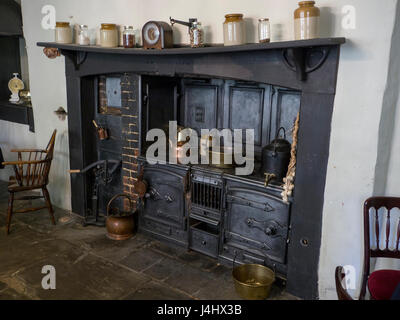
[38,38,345,299]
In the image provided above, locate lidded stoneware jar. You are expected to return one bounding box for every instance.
[55,22,72,44]
[100,23,118,48]
[223,14,246,46]
[294,1,320,40]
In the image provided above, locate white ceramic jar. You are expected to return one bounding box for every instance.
[55,22,72,44]
[100,24,118,48]
[223,14,246,46]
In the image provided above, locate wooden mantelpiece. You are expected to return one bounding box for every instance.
[37,38,345,300]
[38,38,344,91]
[38,38,345,55]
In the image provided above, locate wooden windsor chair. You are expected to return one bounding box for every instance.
[336,197,400,300]
[2,130,57,235]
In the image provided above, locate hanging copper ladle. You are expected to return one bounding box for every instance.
[93,120,109,140]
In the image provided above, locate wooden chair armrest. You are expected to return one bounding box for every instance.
[2,159,49,166]
[10,148,47,153]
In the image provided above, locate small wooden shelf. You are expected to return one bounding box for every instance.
[0,100,34,132]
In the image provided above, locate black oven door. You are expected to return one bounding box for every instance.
[142,166,187,229]
[224,187,290,264]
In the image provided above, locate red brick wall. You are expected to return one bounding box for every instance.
[120,73,140,210]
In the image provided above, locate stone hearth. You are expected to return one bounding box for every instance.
[0,181,298,300]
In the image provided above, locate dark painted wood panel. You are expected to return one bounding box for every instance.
[286,92,336,299]
[0,37,21,101]
[0,0,22,36]
[54,45,341,95]
[183,84,219,134]
[270,88,301,144]
[142,76,177,132]
[66,76,86,215]
[0,101,34,132]
[95,112,123,214]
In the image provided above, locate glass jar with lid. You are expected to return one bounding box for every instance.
[55,22,72,44]
[189,21,204,48]
[100,23,118,48]
[223,14,246,46]
[258,19,271,43]
[123,26,136,48]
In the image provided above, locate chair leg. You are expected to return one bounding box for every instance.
[42,187,56,225]
[6,192,14,235]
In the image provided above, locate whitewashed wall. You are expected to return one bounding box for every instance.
[11,0,399,299]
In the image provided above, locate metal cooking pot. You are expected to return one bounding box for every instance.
[261,127,291,183]
[209,147,238,168]
[106,194,135,240]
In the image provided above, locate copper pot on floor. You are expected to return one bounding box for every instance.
[106,194,135,240]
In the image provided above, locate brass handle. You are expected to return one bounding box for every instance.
[264,173,276,186]
[107,193,134,216]
[69,169,81,173]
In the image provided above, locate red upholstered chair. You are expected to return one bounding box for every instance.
[359,197,400,300]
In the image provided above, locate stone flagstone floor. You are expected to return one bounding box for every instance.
[0,181,298,300]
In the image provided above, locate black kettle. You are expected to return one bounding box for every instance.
[261,127,291,183]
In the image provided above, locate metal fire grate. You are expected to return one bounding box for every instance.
[191,178,223,211]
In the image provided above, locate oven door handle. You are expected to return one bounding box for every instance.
[245,218,284,238]
[226,194,275,212]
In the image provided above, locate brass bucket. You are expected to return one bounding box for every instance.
[232,264,276,300]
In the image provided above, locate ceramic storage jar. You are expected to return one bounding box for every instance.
[55,22,72,44]
[100,23,118,48]
[223,14,246,46]
[294,1,320,40]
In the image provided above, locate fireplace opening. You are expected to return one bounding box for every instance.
[140,75,301,182]
[86,72,301,279]
[114,74,303,280]
[36,35,344,299]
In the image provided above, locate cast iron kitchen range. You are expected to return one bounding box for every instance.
[37,36,345,299]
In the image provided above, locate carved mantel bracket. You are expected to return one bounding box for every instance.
[282,47,330,81]
[43,47,88,70]
[61,50,88,70]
